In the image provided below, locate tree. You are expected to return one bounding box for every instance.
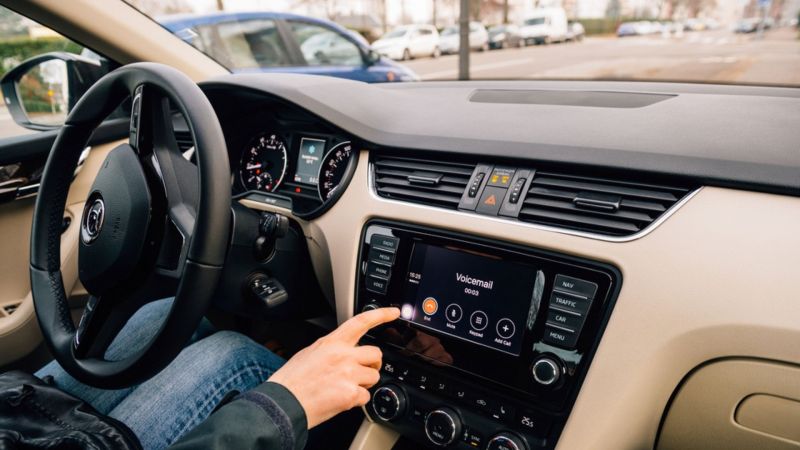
[606,0,622,19]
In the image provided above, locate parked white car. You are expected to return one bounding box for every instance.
[438,22,490,54]
[519,7,568,45]
[372,24,440,60]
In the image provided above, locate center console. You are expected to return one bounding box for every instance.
[356,220,621,449]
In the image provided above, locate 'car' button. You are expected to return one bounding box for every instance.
[546,308,585,331]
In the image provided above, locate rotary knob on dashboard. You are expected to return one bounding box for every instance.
[371,384,406,422]
[424,406,462,447]
[487,432,529,450]
[531,356,564,387]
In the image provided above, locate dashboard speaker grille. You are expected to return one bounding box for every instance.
[374,156,475,209]
[519,172,692,236]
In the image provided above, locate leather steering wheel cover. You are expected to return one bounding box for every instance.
[30,63,231,388]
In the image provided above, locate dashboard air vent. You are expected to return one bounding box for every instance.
[174,130,194,153]
[519,172,692,236]
[374,156,475,209]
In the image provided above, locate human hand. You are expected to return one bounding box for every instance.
[268,307,400,428]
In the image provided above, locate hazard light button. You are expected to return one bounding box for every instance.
[475,186,507,216]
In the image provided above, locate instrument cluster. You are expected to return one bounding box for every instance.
[233,128,357,218]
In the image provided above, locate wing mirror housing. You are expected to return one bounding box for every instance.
[365,49,382,66]
[0,52,110,131]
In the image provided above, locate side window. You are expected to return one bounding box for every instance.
[0,6,90,139]
[288,22,363,67]
[195,19,292,69]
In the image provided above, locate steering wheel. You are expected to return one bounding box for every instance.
[30,63,231,389]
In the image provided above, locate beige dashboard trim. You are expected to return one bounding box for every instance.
[368,162,703,243]
[291,150,800,450]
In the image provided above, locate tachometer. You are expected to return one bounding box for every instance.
[317,141,355,201]
[240,133,288,192]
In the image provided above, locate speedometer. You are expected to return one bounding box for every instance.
[317,141,355,201]
[240,133,288,192]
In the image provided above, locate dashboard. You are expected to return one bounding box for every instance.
[196,75,800,450]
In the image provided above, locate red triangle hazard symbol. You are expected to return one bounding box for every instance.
[484,195,496,206]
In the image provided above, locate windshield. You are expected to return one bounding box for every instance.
[127,1,800,87]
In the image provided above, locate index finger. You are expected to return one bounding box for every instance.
[334,307,400,344]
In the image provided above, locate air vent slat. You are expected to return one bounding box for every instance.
[374,156,475,210]
[375,169,469,187]
[519,207,640,235]
[523,197,653,223]
[518,171,693,236]
[378,186,462,207]
[174,130,194,152]
[532,175,681,203]
[375,158,474,177]
[375,177,466,195]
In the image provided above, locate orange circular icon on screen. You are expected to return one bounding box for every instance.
[422,297,438,315]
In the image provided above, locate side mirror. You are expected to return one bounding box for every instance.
[0,52,109,130]
[365,49,382,66]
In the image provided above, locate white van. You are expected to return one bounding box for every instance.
[519,8,568,45]
[372,24,441,60]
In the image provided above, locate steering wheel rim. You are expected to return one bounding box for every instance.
[30,63,231,389]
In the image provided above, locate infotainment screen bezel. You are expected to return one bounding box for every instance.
[355,220,622,412]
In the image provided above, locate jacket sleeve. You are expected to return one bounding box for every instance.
[168,382,308,450]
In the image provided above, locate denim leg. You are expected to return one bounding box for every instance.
[35,298,213,414]
[107,330,286,450]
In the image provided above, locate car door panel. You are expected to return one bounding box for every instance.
[0,133,122,366]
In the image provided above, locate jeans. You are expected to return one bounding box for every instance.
[36,299,286,450]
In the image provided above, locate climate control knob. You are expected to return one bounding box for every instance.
[532,356,563,386]
[424,407,462,447]
[487,432,529,450]
[371,384,406,421]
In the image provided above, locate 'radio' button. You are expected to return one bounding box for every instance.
[370,234,399,252]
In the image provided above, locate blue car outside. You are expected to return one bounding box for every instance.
[160,12,418,83]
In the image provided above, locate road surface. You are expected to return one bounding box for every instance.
[403,28,800,85]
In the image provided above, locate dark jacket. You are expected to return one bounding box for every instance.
[169,382,308,450]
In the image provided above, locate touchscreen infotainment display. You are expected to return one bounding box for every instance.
[402,243,538,356]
